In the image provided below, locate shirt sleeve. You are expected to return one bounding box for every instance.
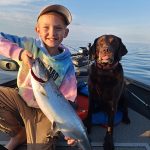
[59,64,77,102]
[0,32,34,61]
[0,36,23,61]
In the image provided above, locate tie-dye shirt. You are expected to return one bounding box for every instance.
[0,32,77,108]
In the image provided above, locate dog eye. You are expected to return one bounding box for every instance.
[110,39,118,47]
[109,38,115,43]
[99,39,104,45]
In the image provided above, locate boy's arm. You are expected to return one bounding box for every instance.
[0,32,23,47]
[0,32,34,63]
[0,32,34,48]
[0,37,23,61]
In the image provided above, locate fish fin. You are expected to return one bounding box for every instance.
[39,86,47,96]
[50,121,60,137]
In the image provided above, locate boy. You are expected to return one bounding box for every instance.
[0,4,77,150]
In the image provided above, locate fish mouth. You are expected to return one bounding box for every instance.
[31,69,46,83]
[31,58,49,83]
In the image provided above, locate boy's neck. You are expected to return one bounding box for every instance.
[47,47,63,56]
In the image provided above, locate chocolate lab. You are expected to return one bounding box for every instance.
[87,35,130,150]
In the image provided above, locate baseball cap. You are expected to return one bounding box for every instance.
[37,4,72,25]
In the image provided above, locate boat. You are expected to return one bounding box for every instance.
[0,47,150,150]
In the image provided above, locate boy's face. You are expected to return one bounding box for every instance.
[35,12,69,50]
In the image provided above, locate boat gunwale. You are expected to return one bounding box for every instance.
[125,76,150,92]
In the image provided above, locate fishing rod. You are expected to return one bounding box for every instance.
[63,44,78,52]
[127,88,150,109]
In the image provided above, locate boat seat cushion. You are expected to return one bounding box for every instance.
[77,81,123,126]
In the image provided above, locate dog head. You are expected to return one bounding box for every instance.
[89,35,128,65]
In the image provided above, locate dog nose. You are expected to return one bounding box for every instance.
[103,47,109,53]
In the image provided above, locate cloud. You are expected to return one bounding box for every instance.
[0,0,30,5]
[0,1,39,24]
[0,11,34,23]
[0,0,42,5]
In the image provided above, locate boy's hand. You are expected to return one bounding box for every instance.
[20,50,33,69]
[64,137,78,146]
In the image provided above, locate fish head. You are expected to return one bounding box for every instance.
[31,58,49,83]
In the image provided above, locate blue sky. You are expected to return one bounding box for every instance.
[0,0,150,44]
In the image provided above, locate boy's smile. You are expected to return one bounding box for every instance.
[35,12,69,55]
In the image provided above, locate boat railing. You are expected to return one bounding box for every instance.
[125,76,150,92]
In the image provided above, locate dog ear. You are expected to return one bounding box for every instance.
[89,38,98,60]
[117,38,128,60]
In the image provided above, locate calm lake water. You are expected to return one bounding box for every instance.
[63,40,150,87]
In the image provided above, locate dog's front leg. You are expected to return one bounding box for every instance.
[103,108,115,150]
[84,91,94,134]
[120,91,131,124]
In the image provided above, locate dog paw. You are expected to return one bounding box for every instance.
[83,121,92,134]
[104,133,114,150]
[103,142,114,150]
[86,126,92,134]
[122,116,130,124]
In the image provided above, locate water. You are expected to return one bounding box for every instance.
[122,42,150,86]
[63,40,150,86]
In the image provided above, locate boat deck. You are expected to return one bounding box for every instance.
[0,108,150,150]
